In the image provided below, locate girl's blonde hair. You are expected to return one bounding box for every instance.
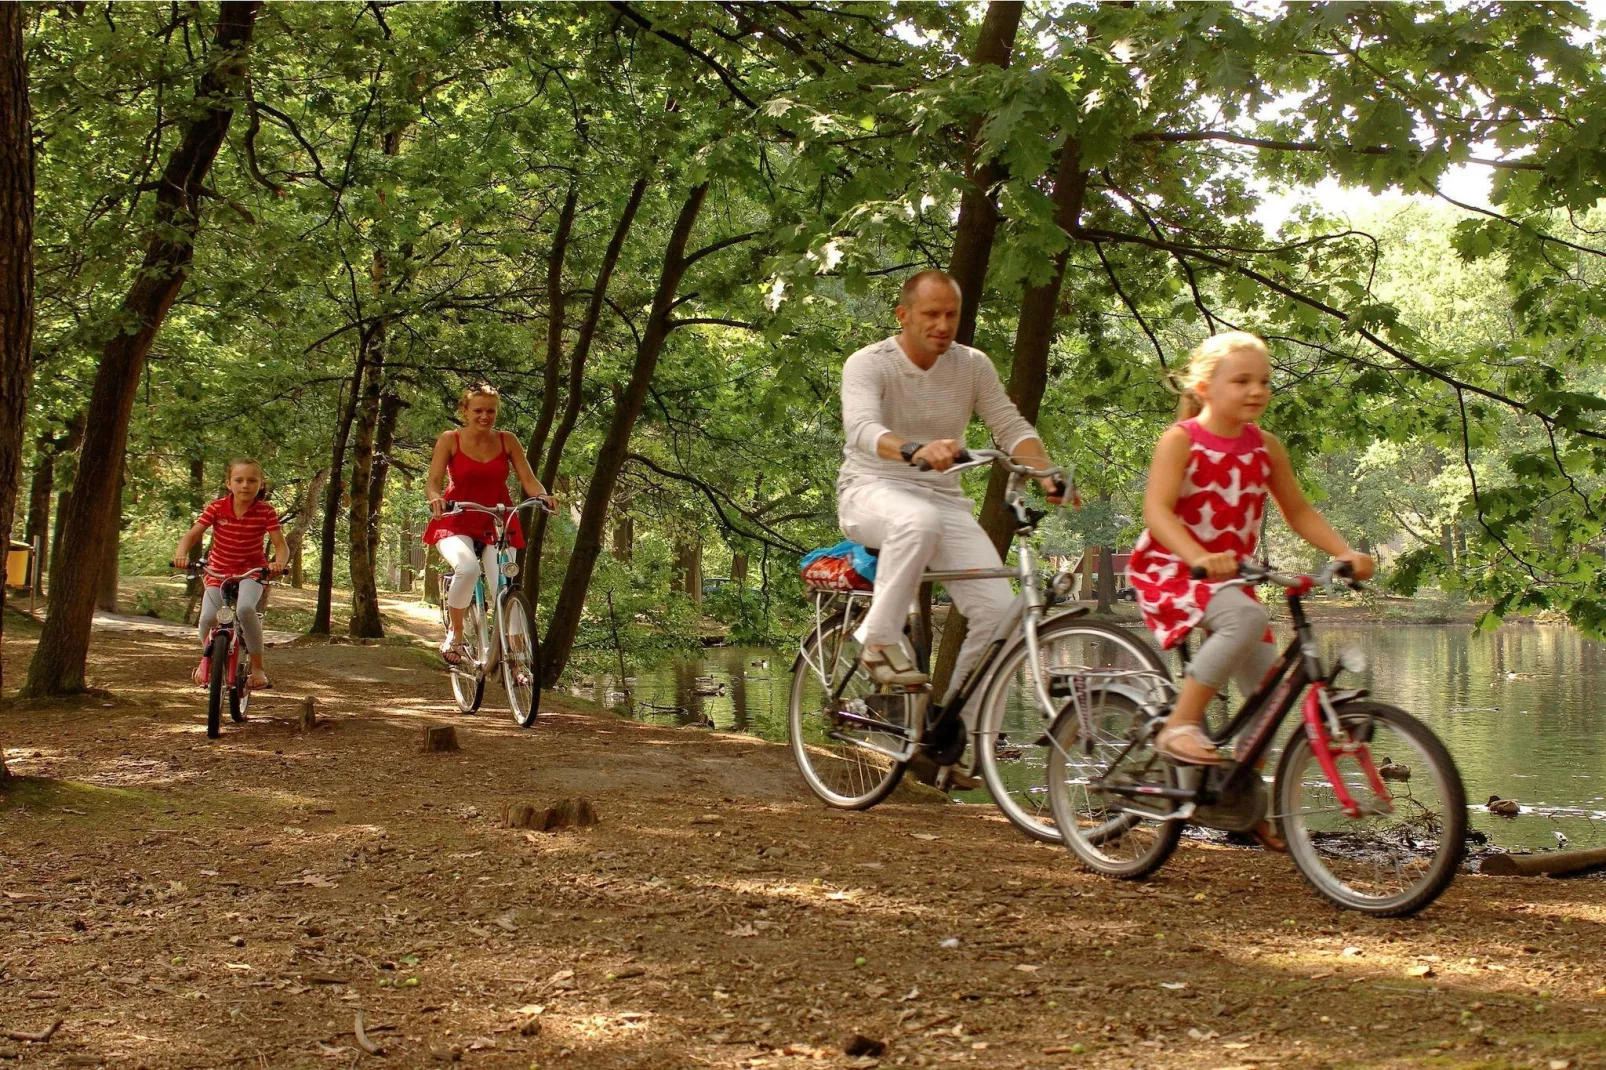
[457,381,500,419]
[224,458,269,503]
[1174,331,1269,420]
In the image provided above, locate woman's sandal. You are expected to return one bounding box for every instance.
[1155,723,1227,766]
[440,637,465,666]
[192,660,209,687]
[860,645,929,687]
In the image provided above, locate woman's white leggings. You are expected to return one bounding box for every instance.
[437,535,498,611]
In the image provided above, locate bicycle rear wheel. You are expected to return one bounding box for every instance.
[442,598,486,714]
[206,632,229,739]
[499,592,539,727]
[787,611,909,809]
[1046,687,1183,877]
[975,616,1169,844]
[1276,700,1466,916]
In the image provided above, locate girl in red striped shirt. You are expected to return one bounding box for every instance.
[173,459,290,690]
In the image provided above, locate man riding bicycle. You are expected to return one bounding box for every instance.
[837,270,1065,785]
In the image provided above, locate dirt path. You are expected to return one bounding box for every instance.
[2,618,1603,1070]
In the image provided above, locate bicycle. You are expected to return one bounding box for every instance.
[436,497,553,727]
[1045,559,1467,916]
[175,558,272,740]
[788,449,1168,843]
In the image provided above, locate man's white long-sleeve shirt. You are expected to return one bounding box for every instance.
[837,336,1039,498]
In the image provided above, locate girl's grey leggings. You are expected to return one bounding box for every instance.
[1186,584,1278,694]
[198,579,266,655]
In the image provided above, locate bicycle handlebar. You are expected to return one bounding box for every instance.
[443,496,557,518]
[915,447,1069,490]
[171,559,274,585]
[1189,559,1360,591]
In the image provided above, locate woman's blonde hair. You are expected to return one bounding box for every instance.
[457,381,500,419]
[223,457,269,502]
[1173,331,1269,420]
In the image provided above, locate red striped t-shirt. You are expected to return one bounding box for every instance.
[197,495,280,586]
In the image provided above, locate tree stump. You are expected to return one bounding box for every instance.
[299,696,319,733]
[502,796,598,832]
[422,725,460,753]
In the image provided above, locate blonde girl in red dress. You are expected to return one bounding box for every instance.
[423,383,555,664]
[1128,332,1374,769]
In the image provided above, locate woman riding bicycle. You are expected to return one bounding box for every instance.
[424,382,555,665]
[173,458,289,690]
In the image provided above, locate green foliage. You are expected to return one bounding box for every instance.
[14,0,1606,670]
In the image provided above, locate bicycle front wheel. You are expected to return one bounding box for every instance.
[1276,700,1466,916]
[1046,687,1183,877]
[229,647,250,723]
[443,598,486,714]
[499,592,540,727]
[787,611,908,809]
[975,615,1170,844]
[206,632,229,739]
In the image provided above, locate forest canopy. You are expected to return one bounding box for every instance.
[5,0,1606,697]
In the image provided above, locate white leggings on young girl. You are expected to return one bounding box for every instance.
[437,535,498,611]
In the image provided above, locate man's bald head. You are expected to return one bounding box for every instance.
[898,269,962,308]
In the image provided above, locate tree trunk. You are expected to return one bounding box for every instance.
[526,181,578,480]
[366,389,403,572]
[0,0,34,708]
[522,177,648,601]
[541,182,707,687]
[287,468,327,588]
[94,458,125,613]
[347,324,386,638]
[311,340,368,634]
[1096,544,1117,614]
[932,142,1088,697]
[945,0,1022,346]
[611,509,633,564]
[677,538,703,604]
[731,551,748,589]
[29,413,82,597]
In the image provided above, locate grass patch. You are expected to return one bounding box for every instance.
[0,775,172,827]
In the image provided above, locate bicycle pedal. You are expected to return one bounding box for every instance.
[1163,802,1197,823]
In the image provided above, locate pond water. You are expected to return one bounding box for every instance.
[570,622,1606,852]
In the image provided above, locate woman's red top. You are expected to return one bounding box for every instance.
[421,430,524,549]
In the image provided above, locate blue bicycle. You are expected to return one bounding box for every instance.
[437,498,552,727]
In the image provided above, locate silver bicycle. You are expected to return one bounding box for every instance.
[787,450,1168,842]
[437,498,553,727]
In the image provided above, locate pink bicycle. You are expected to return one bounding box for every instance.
[1045,560,1467,916]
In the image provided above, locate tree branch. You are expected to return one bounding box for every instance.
[1133,129,1543,171]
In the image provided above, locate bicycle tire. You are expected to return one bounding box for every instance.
[206,632,229,739]
[229,646,249,722]
[1275,700,1466,917]
[1046,687,1183,877]
[442,597,486,714]
[787,611,908,809]
[975,615,1170,844]
[499,591,540,727]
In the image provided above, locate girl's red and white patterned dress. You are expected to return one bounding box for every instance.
[1126,419,1271,649]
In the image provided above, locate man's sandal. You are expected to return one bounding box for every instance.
[860,645,928,687]
[1155,723,1227,766]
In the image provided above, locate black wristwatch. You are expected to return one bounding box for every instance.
[899,440,924,466]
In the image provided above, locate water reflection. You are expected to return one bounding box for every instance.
[590,625,1606,852]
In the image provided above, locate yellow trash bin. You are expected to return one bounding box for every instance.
[6,540,32,589]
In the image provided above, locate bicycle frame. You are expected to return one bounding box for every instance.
[441,498,553,673]
[1094,565,1394,821]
